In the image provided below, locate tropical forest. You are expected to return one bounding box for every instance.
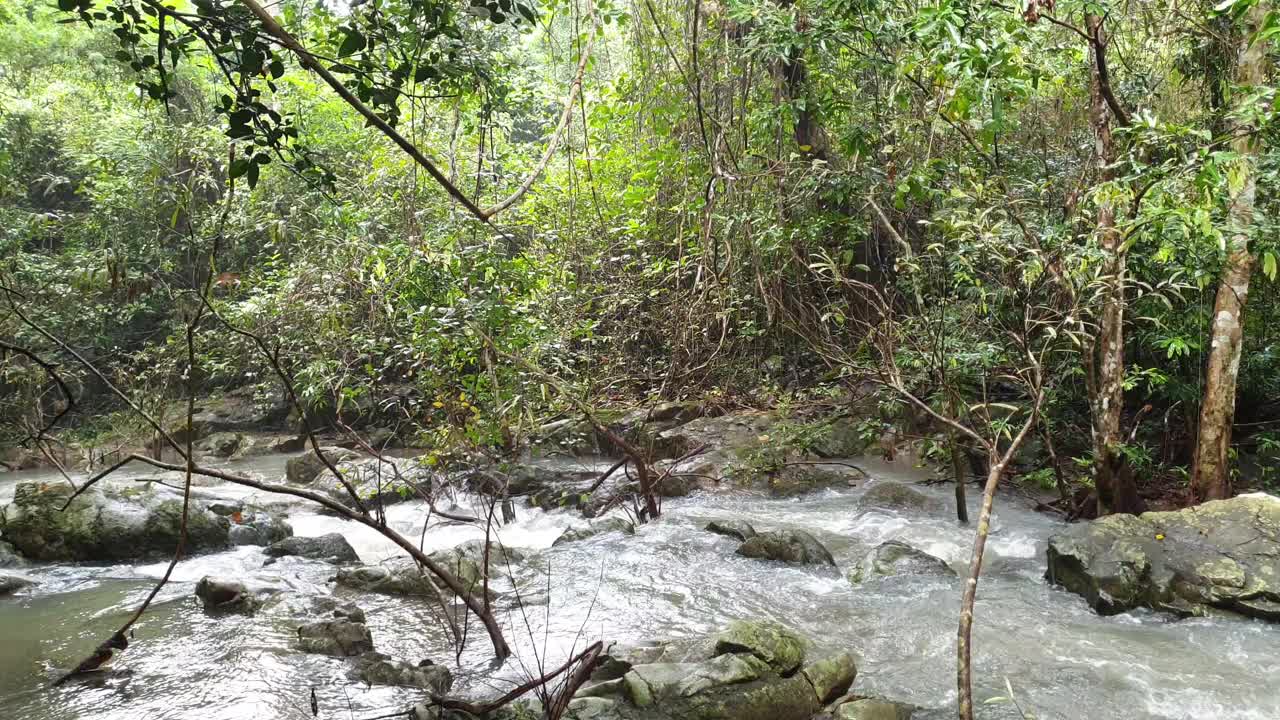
[0,0,1278,717]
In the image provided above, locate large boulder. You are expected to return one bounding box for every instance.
[194,576,261,615]
[553,517,636,546]
[752,464,861,498]
[307,456,435,511]
[0,481,289,561]
[348,652,452,692]
[335,542,500,599]
[858,482,943,513]
[172,393,290,442]
[1046,493,1280,620]
[835,699,914,720]
[848,541,954,583]
[0,573,34,595]
[736,530,835,566]
[0,540,27,568]
[194,432,250,459]
[297,617,374,657]
[705,520,757,542]
[285,447,360,485]
[264,533,360,564]
[482,620,853,720]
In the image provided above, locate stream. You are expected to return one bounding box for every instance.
[1,453,1277,720]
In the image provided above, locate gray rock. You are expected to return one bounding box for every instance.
[858,482,943,513]
[755,464,861,497]
[194,431,248,458]
[802,652,858,704]
[1046,493,1280,620]
[835,698,914,720]
[312,457,433,510]
[336,543,488,599]
[713,619,806,674]
[307,596,367,624]
[264,533,360,563]
[0,540,27,568]
[0,573,35,595]
[285,447,360,485]
[194,576,260,614]
[297,618,374,656]
[848,541,954,583]
[705,520,757,542]
[0,481,288,561]
[737,530,835,566]
[553,517,636,546]
[348,652,452,692]
[227,510,292,547]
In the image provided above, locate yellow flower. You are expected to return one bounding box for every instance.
[1155,533,1165,541]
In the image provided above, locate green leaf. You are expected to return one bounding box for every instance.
[228,158,251,179]
[338,28,366,57]
[1264,251,1277,281]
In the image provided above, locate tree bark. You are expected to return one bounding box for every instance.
[1192,3,1270,502]
[1085,14,1135,516]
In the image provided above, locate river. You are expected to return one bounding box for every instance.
[1,453,1277,720]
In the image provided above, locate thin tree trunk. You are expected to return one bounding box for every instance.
[1085,14,1131,516]
[1192,3,1269,502]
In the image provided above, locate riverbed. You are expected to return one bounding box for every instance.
[1,453,1277,720]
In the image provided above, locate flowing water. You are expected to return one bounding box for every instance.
[1,454,1278,720]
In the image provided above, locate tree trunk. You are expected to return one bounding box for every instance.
[1085,14,1135,516]
[1191,3,1269,502]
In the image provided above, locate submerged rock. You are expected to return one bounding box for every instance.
[848,541,954,583]
[0,573,34,595]
[1046,493,1280,620]
[482,619,853,720]
[858,482,943,513]
[265,533,360,564]
[297,617,374,657]
[285,447,360,485]
[705,520,757,542]
[835,698,914,720]
[553,517,636,546]
[0,481,289,561]
[336,542,495,599]
[736,530,835,566]
[348,652,452,692]
[0,540,27,568]
[194,431,249,459]
[194,576,260,615]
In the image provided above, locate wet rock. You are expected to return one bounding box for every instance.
[285,447,360,485]
[705,520,757,541]
[0,573,35,595]
[736,530,835,566]
[858,482,943,513]
[194,576,260,614]
[0,540,27,568]
[802,652,858,704]
[307,596,367,624]
[834,698,914,720]
[713,619,806,674]
[297,617,374,657]
[336,543,490,599]
[1046,493,1280,620]
[756,464,860,497]
[194,431,248,458]
[264,533,360,564]
[348,652,452,692]
[172,393,290,442]
[848,541,954,583]
[0,481,285,561]
[312,456,434,510]
[227,509,292,546]
[809,419,870,459]
[553,517,636,546]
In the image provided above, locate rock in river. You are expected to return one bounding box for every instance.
[194,576,261,615]
[736,529,835,566]
[848,541,954,583]
[1046,493,1280,620]
[471,619,855,720]
[0,573,34,596]
[348,652,452,692]
[553,517,636,546]
[0,481,291,562]
[297,617,374,657]
[264,533,360,564]
[705,520,757,541]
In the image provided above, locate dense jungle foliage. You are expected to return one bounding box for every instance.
[2,0,1278,507]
